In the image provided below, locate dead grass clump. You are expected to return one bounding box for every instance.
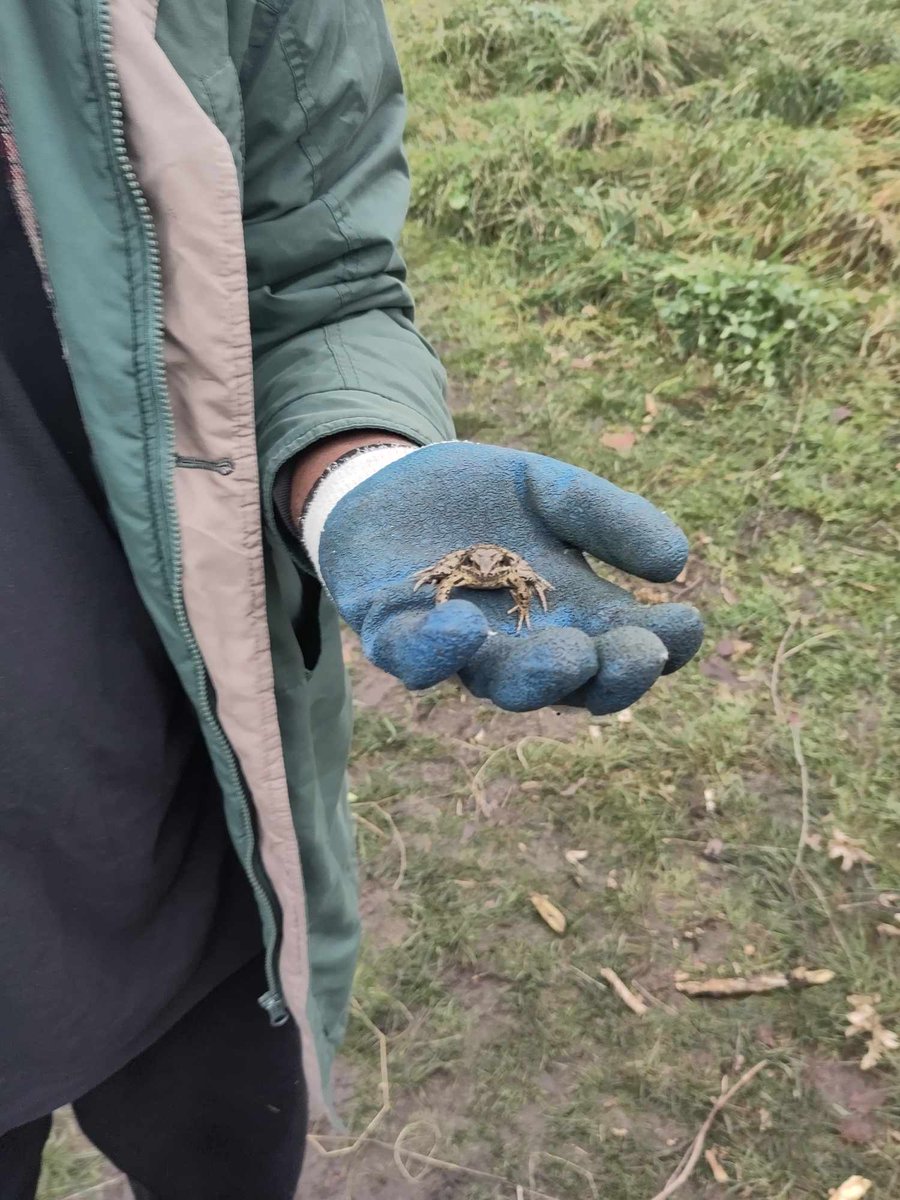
[434,0,730,99]
[409,126,595,247]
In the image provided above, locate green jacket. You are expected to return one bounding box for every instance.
[0,0,453,1118]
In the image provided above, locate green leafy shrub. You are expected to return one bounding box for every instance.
[653,258,859,385]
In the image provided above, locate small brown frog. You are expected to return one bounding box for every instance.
[413,543,554,631]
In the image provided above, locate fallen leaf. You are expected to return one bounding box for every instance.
[845,994,899,1070]
[605,870,619,890]
[559,777,586,798]
[744,943,757,957]
[830,405,853,424]
[720,584,738,604]
[580,304,599,317]
[676,968,834,997]
[634,585,668,604]
[674,565,690,585]
[829,1176,873,1200]
[611,1127,629,1138]
[805,832,824,851]
[600,429,637,453]
[530,893,566,935]
[714,637,753,660]
[545,345,568,365]
[876,922,900,938]
[704,1148,730,1183]
[565,849,588,864]
[877,892,900,908]
[617,707,633,723]
[644,393,659,418]
[454,879,477,889]
[828,829,876,871]
[758,1106,773,1131]
[698,655,753,691]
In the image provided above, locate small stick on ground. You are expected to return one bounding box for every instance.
[598,966,649,1015]
[631,978,679,1015]
[647,1060,767,1200]
[310,1134,566,1200]
[769,617,813,877]
[570,964,608,995]
[528,1151,599,1200]
[675,967,834,997]
[307,1001,391,1159]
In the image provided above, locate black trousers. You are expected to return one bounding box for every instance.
[0,958,308,1200]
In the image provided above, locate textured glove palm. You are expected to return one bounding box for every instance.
[316,442,703,714]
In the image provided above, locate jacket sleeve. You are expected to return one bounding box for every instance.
[239,0,455,538]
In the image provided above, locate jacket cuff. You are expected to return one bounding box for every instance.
[261,392,455,574]
[301,444,417,576]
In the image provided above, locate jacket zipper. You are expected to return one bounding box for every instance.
[94,0,287,1024]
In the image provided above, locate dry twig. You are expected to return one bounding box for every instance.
[769,617,813,876]
[310,1132,566,1200]
[528,1151,599,1200]
[676,967,834,998]
[647,1061,767,1200]
[599,966,649,1015]
[631,978,679,1015]
[307,1001,391,1159]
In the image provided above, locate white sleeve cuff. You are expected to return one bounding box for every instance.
[300,444,417,576]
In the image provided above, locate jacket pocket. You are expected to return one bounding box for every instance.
[198,59,245,187]
[292,575,323,675]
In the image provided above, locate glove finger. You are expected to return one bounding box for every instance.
[562,626,668,715]
[361,598,489,690]
[460,626,599,713]
[612,601,704,673]
[526,456,689,582]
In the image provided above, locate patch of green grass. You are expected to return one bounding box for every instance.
[333,3,900,1195]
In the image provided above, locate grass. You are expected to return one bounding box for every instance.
[43,0,899,1196]
[333,1,900,1196]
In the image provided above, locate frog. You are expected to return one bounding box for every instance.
[413,543,554,632]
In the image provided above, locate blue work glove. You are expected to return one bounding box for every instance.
[316,442,703,714]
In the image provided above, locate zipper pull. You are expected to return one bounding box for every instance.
[258,989,290,1027]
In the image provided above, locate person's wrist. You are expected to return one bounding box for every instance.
[289,430,415,526]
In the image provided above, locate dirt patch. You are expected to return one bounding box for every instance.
[806,1057,890,1145]
[299,1143,475,1200]
[358,879,412,951]
[345,625,588,752]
